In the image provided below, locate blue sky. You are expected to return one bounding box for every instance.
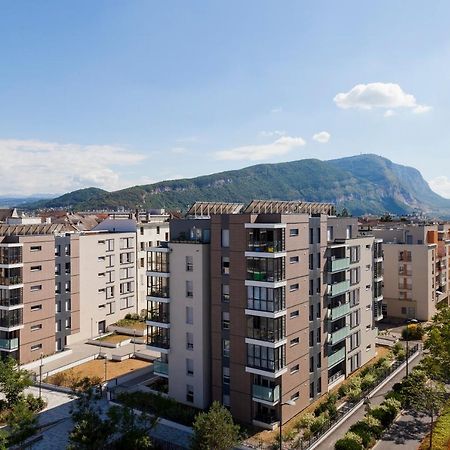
[1,1,450,196]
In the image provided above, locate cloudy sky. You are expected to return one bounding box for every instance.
[1,1,450,197]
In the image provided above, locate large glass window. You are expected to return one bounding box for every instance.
[247,344,285,372]
[247,228,284,253]
[247,286,285,312]
[246,257,285,282]
[247,316,285,342]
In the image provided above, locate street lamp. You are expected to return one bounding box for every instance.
[405,318,418,377]
[279,397,296,450]
[39,352,43,399]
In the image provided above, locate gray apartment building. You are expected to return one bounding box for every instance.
[146,201,382,428]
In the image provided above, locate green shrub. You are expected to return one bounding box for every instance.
[335,434,363,450]
[362,415,383,438]
[347,387,362,403]
[369,405,395,428]
[381,397,401,416]
[337,384,347,398]
[402,324,424,341]
[295,412,315,430]
[361,373,377,392]
[310,413,328,435]
[24,394,46,412]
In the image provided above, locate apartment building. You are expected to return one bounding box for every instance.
[0,224,80,364]
[147,201,381,428]
[146,219,211,409]
[372,223,449,321]
[77,225,137,340]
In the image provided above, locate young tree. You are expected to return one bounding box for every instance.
[6,400,38,447]
[191,402,240,450]
[0,357,33,407]
[422,306,450,381]
[401,374,447,449]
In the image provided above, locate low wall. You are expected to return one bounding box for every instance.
[108,325,147,337]
[21,349,74,370]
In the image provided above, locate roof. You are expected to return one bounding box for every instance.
[244,200,335,215]
[187,202,244,216]
[0,208,18,221]
[0,223,66,236]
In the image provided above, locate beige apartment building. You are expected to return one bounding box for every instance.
[147,201,382,428]
[372,223,449,321]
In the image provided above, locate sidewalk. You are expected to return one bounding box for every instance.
[315,352,423,449]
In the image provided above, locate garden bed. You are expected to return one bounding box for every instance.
[419,399,450,450]
[116,390,200,426]
[44,358,151,387]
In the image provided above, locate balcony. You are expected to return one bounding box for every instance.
[0,310,23,330]
[0,337,18,351]
[373,301,383,321]
[0,276,23,287]
[146,287,170,303]
[329,257,350,273]
[153,359,169,377]
[328,302,351,321]
[0,247,22,267]
[252,384,280,405]
[147,306,170,328]
[328,280,350,297]
[0,288,23,309]
[329,326,350,345]
[328,347,345,368]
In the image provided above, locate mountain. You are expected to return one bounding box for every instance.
[23,154,450,217]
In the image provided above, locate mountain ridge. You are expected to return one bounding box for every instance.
[23,154,450,217]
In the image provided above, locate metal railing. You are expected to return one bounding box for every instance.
[293,344,420,450]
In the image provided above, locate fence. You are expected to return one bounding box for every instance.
[293,344,420,450]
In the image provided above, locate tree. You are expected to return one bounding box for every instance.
[422,306,450,381]
[68,386,153,450]
[6,400,38,447]
[191,402,240,450]
[401,373,447,449]
[0,357,33,407]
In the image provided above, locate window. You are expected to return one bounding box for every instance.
[65,299,71,311]
[65,262,71,275]
[30,265,41,272]
[222,284,230,303]
[310,381,315,398]
[289,283,299,292]
[31,324,42,331]
[65,281,71,293]
[186,280,193,298]
[186,306,193,325]
[223,367,230,384]
[222,312,230,330]
[221,229,230,248]
[309,330,314,346]
[223,394,230,407]
[186,332,194,350]
[120,296,134,310]
[366,344,372,351]
[56,320,61,332]
[309,254,313,270]
[350,331,361,351]
[30,285,42,292]
[107,302,115,315]
[246,344,285,371]
[317,377,322,394]
[316,329,321,343]
[346,225,352,239]
[316,302,321,318]
[350,309,361,328]
[291,392,300,401]
[186,359,194,376]
[156,226,160,235]
[30,246,42,252]
[290,337,299,346]
[290,310,299,319]
[350,246,360,263]
[349,289,360,307]
[65,317,71,329]
[317,351,322,368]
[290,256,299,264]
[290,364,299,374]
[31,304,42,311]
[64,245,70,256]
[106,286,115,299]
[55,302,61,313]
[290,228,299,237]
[55,283,61,294]
[55,264,61,275]
[223,339,230,357]
[186,256,193,272]
[309,228,314,244]
[186,385,194,403]
[350,267,360,285]
[55,245,61,256]
[31,343,42,351]
[222,257,230,275]
[140,226,144,235]
[327,226,333,241]
[309,304,314,321]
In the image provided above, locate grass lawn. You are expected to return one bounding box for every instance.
[96,333,131,344]
[245,345,392,447]
[114,319,146,331]
[419,399,450,450]
[45,358,151,386]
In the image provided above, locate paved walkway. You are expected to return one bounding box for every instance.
[316,352,423,449]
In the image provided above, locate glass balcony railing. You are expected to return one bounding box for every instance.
[328,347,345,368]
[329,257,350,273]
[329,280,350,297]
[147,288,170,299]
[153,359,169,376]
[0,276,23,286]
[252,384,280,403]
[329,326,350,345]
[329,302,351,321]
[0,337,19,351]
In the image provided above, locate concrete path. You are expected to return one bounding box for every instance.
[315,352,423,449]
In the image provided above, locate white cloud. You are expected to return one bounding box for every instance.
[312,131,330,143]
[384,109,396,117]
[259,130,286,138]
[428,176,450,198]
[215,136,305,161]
[413,105,432,114]
[0,139,146,196]
[334,82,431,114]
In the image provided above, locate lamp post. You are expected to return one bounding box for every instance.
[39,352,43,399]
[279,384,296,450]
[133,328,136,357]
[405,318,418,377]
